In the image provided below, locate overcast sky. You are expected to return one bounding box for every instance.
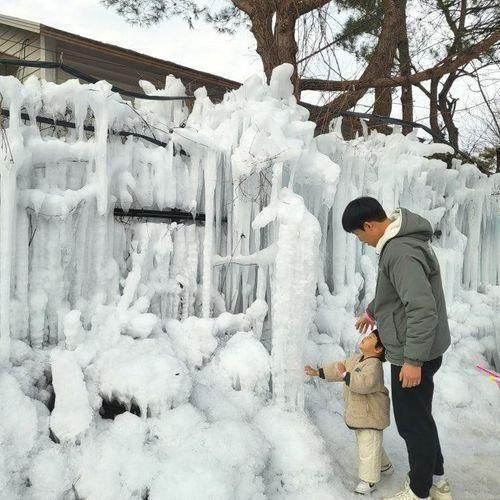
[0,0,263,83]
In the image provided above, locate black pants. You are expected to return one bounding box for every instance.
[391,357,444,498]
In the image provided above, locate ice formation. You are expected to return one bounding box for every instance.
[0,63,499,499]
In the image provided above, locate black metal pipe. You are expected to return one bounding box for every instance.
[114,207,206,223]
[1,108,169,148]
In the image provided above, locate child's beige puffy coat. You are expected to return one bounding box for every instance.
[323,354,390,430]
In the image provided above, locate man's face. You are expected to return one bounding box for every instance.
[352,222,380,247]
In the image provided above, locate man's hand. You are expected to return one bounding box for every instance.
[304,365,319,377]
[355,313,375,334]
[336,362,346,378]
[399,362,422,388]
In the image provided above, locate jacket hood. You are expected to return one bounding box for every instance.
[376,208,433,254]
[398,208,433,240]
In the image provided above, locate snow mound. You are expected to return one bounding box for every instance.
[76,413,154,500]
[93,336,192,417]
[254,406,333,496]
[0,373,38,493]
[166,316,218,370]
[218,331,271,394]
[150,412,269,500]
[50,350,92,443]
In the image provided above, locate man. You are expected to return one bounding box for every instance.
[342,197,453,500]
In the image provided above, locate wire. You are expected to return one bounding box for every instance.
[0,59,196,101]
[0,107,169,148]
[332,109,443,140]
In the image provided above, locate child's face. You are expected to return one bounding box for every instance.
[359,331,382,357]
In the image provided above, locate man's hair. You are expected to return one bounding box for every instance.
[342,197,387,233]
[372,329,386,363]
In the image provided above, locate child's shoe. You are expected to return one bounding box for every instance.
[430,478,453,500]
[354,480,377,495]
[381,463,394,476]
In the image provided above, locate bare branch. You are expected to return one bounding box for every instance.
[297,0,332,16]
[300,29,500,91]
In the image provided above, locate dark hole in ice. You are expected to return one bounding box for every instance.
[49,427,60,444]
[99,398,141,419]
[47,385,55,412]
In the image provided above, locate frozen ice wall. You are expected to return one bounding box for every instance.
[0,64,499,387]
[0,64,499,500]
[314,129,500,307]
[0,75,205,352]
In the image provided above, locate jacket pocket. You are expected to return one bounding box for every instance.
[378,314,401,348]
[349,393,369,419]
[392,309,406,345]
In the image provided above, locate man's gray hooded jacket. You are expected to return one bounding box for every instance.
[366,208,451,366]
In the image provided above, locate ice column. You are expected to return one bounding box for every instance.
[254,188,321,411]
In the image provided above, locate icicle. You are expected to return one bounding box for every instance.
[12,208,29,340]
[202,151,217,318]
[182,224,198,319]
[91,84,110,216]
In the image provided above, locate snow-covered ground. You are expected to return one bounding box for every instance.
[0,65,499,499]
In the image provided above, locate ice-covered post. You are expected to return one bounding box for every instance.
[0,78,25,363]
[0,89,23,363]
[0,153,16,363]
[253,188,321,411]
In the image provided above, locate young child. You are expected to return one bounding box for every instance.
[305,329,392,495]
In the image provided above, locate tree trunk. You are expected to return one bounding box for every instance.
[314,0,400,133]
[241,1,302,97]
[397,0,413,134]
[439,73,459,150]
[429,77,442,138]
[371,87,393,134]
[275,4,300,95]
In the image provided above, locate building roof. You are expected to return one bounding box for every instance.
[0,13,40,33]
[0,13,241,95]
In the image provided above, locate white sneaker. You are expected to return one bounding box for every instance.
[382,484,429,500]
[354,480,377,495]
[403,474,452,500]
[381,463,394,476]
[430,479,453,500]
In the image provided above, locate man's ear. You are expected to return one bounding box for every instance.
[363,221,373,231]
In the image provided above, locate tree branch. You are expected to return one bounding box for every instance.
[231,0,257,16]
[297,0,331,16]
[436,0,460,38]
[300,29,500,91]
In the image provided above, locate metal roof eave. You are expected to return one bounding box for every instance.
[0,13,40,33]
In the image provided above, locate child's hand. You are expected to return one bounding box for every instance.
[336,362,346,377]
[304,365,319,377]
